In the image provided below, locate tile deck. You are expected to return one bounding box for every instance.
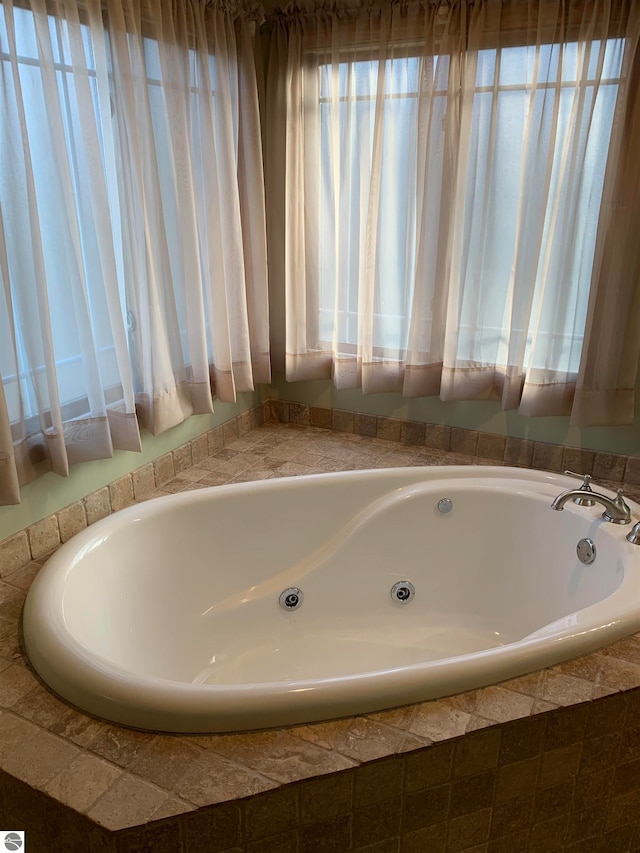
[1,416,640,849]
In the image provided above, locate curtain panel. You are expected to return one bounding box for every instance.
[267,0,640,426]
[0,0,270,505]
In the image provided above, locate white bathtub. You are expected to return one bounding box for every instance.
[23,466,640,733]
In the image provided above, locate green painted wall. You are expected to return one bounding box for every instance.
[2,376,639,545]
[269,374,640,456]
[0,393,261,543]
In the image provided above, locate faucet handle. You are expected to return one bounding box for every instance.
[564,470,593,486]
[614,488,629,508]
[603,488,632,525]
[563,471,596,506]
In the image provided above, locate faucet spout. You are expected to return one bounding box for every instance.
[551,488,632,525]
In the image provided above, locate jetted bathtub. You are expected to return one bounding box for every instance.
[23,466,640,732]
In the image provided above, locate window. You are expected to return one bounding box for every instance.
[0,0,268,502]
[0,6,226,426]
[0,6,120,426]
[316,38,624,374]
[275,0,639,417]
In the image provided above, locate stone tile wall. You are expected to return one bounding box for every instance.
[0,406,264,572]
[265,399,640,493]
[1,688,640,852]
[3,401,639,573]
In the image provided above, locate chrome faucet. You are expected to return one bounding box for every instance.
[551,486,632,525]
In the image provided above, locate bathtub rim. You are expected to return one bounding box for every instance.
[22,465,640,733]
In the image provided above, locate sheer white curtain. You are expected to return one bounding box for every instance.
[268,0,640,424]
[0,0,269,505]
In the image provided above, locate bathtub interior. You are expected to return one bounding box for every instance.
[57,472,628,685]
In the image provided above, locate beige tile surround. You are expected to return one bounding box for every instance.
[0,401,640,852]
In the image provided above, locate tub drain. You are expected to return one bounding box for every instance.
[390,581,415,605]
[576,538,596,565]
[279,587,303,611]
